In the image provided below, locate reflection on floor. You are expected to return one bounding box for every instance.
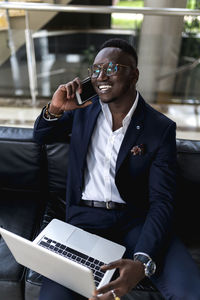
[0,98,200,141]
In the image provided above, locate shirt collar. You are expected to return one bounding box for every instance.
[122,91,139,126]
[99,91,139,130]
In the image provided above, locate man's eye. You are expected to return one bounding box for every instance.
[94,69,100,75]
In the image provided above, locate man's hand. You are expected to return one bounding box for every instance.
[89,259,145,300]
[49,77,92,115]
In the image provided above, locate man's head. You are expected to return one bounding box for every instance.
[90,38,139,104]
[99,38,138,67]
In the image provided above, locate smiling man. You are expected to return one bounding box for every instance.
[34,38,200,300]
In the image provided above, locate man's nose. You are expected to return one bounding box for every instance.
[97,68,108,80]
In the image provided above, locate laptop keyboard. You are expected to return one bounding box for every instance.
[38,236,106,287]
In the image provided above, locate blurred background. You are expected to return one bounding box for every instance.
[0,0,199,139]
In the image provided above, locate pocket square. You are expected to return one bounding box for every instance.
[131,144,145,156]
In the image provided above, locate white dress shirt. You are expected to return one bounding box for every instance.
[82,92,139,204]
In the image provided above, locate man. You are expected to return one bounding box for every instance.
[34,38,200,300]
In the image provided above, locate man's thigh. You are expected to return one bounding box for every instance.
[122,226,200,299]
[151,236,200,300]
[39,277,87,300]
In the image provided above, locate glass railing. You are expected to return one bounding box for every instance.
[0,1,200,106]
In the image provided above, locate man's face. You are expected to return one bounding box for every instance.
[91,47,139,104]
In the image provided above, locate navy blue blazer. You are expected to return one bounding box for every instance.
[34,94,177,260]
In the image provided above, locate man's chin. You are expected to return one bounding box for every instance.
[100,96,116,104]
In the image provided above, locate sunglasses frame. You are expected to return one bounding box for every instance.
[88,62,130,78]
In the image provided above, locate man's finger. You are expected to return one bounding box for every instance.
[79,100,93,108]
[96,277,121,295]
[101,259,123,270]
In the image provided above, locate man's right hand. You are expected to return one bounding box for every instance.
[49,77,92,115]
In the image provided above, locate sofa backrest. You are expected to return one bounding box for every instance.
[39,143,70,231]
[0,126,44,192]
[45,143,70,193]
[0,126,47,235]
[0,126,48,297]
[175,139,200,245]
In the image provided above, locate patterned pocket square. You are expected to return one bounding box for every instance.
[131,144,145,156]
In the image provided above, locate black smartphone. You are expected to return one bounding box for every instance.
[76,77,97,105]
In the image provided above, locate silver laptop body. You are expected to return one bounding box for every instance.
[0,218,126,298]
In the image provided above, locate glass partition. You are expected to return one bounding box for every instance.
[0,1,200,105]
[34,30,139,98]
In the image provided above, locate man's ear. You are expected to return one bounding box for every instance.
[131,67,139,85]
[134,68,139,84]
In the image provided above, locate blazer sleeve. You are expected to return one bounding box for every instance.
[33,108,74,144]
[134,121,177,260]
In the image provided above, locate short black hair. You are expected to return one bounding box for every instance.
[99,38,138,67]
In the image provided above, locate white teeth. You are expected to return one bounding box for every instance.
[99,85,112,91]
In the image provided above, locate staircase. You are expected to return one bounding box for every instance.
[0,0,72,66]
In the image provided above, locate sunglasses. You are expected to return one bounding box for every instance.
[88,61,130,78]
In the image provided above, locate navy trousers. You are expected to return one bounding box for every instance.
[39,205,200,300]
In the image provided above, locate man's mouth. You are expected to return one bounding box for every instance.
[98,85,112,93]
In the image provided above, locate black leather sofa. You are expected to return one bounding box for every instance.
[0,125,200,300]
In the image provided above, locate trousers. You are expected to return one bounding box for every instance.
[39,205,200,300]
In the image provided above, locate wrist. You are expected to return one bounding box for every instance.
[133,253,156,278]
[45,102,63,119]
[48,102,63,116]
[134,260,146,277]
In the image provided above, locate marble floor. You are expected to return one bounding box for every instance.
[153,103,200,140]
[0,98,200,141]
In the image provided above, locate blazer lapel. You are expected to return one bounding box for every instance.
[116,95,145,173]
[82,99,101,160]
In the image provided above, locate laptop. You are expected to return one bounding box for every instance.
[0,218,126,298]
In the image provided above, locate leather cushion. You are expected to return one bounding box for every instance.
[0,127,43,191]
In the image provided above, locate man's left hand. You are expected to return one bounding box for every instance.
[89,258,145,300]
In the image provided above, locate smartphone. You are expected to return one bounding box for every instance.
[76,77,97,105]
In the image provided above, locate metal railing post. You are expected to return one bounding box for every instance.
[25,10,38,106]
[5,0,23,96]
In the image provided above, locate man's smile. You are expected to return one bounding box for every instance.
[97,84,112,93]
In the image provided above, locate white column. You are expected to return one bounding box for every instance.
[137,0,187,103]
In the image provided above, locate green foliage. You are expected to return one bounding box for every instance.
[82,45,96,66]
[117,0,144,7]
[186,0,200,9]
[112,0,143,29]
[184,0,200,34]
[184,17,200,35]
[111,17,142,29]
[112,0,200,33]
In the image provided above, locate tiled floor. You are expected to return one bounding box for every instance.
[153,103,200,140]
[0,98,200,141]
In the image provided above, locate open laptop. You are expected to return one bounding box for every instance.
[0,218,126,298]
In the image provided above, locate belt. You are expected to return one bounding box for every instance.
[81,200,126,210]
